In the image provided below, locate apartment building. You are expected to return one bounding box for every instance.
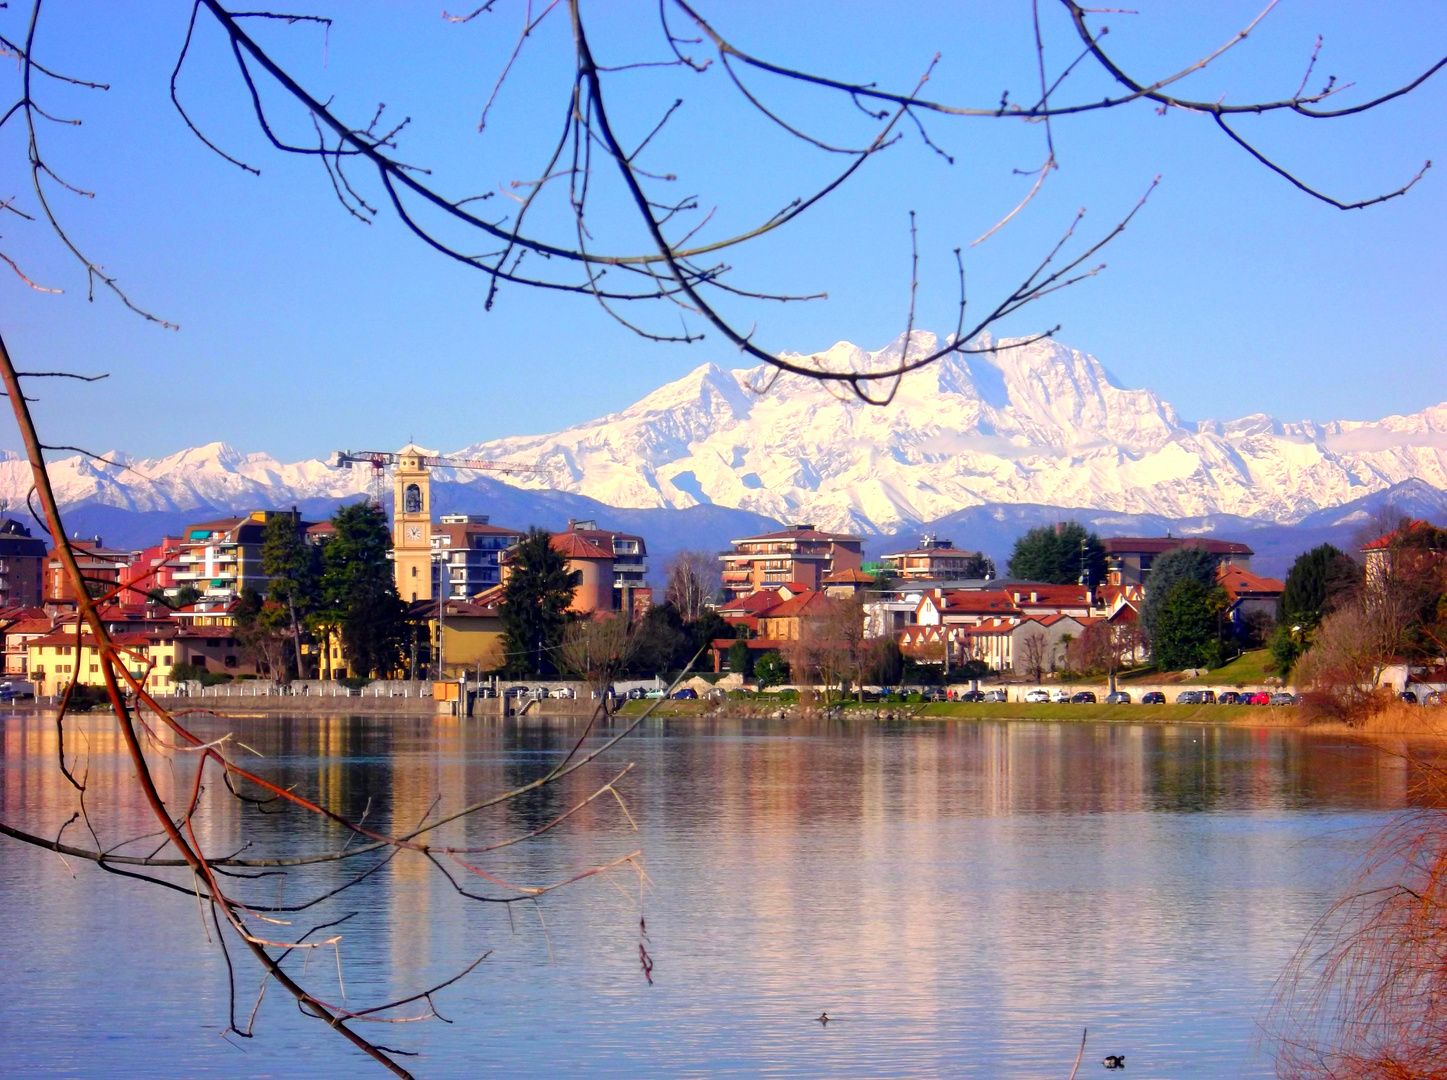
[426,514,525,603]
[562,519,650,613]
[119,536,183,603]
[1103,536,1254,589]
[175,510,318,600]
[45,537,133,605]
[720,524,864,601]
[0,518,45,608]
[878,536,987,581]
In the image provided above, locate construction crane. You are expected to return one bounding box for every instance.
[329,449,550,505]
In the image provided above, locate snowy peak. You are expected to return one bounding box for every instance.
[2,333,1443,538]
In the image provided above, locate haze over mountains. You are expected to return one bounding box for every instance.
[3,333,1445,574]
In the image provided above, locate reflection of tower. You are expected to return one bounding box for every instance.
[393,446,433,603]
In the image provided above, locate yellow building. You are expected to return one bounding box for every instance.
[393,446,435,604]
[28,627,264,697]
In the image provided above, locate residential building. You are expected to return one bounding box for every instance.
[720,524,864,601]
[428,515,525,603]
[1361,519,1447,588]
[561,519,650,614]
[175,511,317,600]
[550,531,617,614]
[119,536,183,603]
[27,624,262,697]
[45,537,133,606]
[1216,564,1285,628]
[756,589,834,642]
[878,536,986,581]
[1103,536,1254,589]
[0,519,45,608]
[822,568,875,598]
[0,607,51,678]
[407,597,506,679]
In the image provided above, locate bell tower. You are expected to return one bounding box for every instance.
[393,445,433,603]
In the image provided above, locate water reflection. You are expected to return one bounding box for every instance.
[0,712,1437,1078]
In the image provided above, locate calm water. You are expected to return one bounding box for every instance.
[0,712,1433,1078]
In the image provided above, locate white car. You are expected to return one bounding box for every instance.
[1024,689,1050,703]
[1051,689,1072,703]
[549,687,575,699]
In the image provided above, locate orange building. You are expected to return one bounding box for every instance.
[720,524,864,601]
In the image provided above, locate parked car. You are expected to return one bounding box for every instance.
[504,685,531,697]
[643,688,667,699]
[1198,690,1217,704]
[1217,691,1242,705]
[957,689,986,702]
[671,687,698,700]
[1024,689,1051,703]
[625,687,648,700]
[1400,690,1419,704]
[1071,691,1097,704]
[1248,691,1271,705]
[984,689,1009,703]
[549,687,575,699]
[1051,689,1072,703]
[1104,691,1131,704]
[1270,692,1298,705]
[1176,690,1202,704]
[1428,691,1444,706]
[1141,691,1166,704]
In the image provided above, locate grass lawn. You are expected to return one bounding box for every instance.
[1183,650,1276,685]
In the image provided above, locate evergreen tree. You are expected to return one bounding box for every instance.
[1006,522,1106,586]
[261,511,319,679]
[320,501,405,679]
[727,639,753,676]
[754,650,788,689]
[1152,578,1228,671]
[1140,545,1219,646]
[500,527,576,676]
[1278,543,1360,626]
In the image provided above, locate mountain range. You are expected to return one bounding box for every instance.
[2,332,1444,578]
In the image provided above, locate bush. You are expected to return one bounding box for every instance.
[64,683,110,712]
[340,676,372,690]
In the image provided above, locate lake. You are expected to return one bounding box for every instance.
[0,712,1430,1078]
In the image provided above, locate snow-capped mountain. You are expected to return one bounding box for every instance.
[3,332,1444,537]
[456,332,1447,534]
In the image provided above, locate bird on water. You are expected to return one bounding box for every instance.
[1102,1054,1125,1069]
[817,1013,830,1025]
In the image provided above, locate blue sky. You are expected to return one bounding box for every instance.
[1,1,1443,463]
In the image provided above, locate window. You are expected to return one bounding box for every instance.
[411,566,418,577]
[207,638,220,647]
[224,655,237,668]
[404,483,422,514]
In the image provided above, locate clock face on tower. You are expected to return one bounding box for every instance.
[405,524,424,543]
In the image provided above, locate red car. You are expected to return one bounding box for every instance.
[1248,691,1271,705]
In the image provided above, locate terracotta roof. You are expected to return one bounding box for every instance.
[1010,584,1091,605]
[719,589,784,614]
[823,568,875,584]
[1360,520,1443,551]
[1216,564,1284,599]
[1102,536,1253,556]
[760,590,832,618]
[941,589,1018,613]
[550,533,615,560]
[1018,613,1083,628]
[731,526,863,543]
